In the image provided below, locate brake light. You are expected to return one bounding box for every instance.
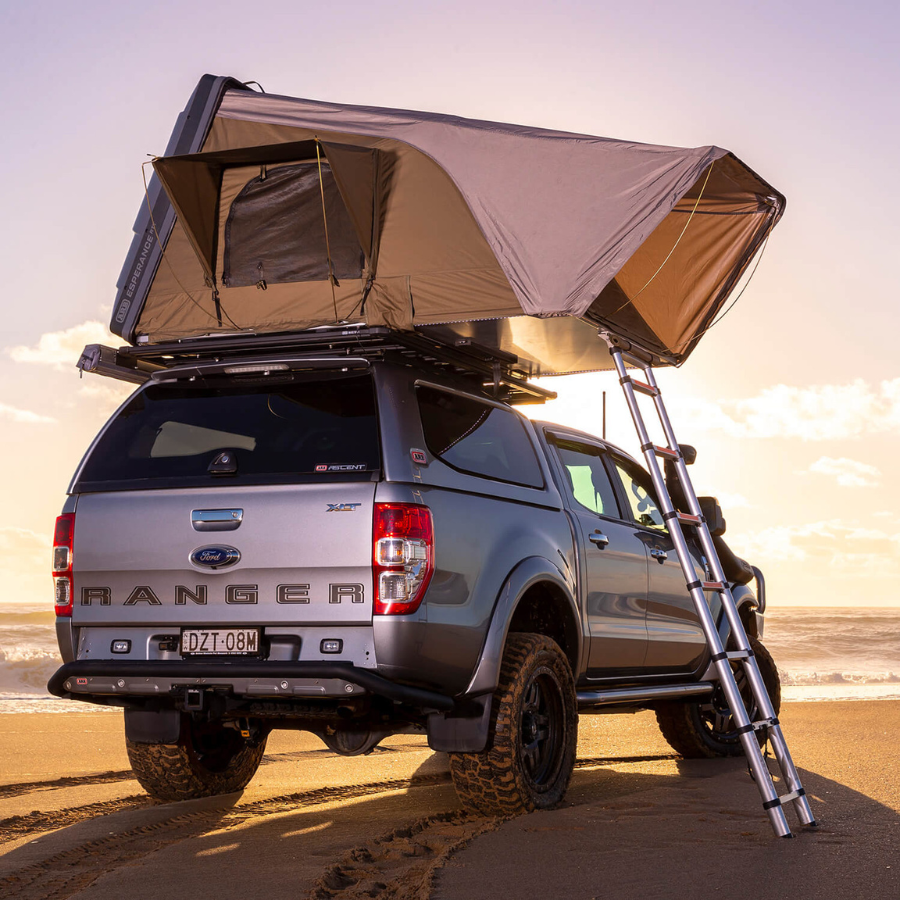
[373,504,434,615]
[52,513,75,617]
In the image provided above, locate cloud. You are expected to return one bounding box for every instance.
[77,378,136,414]
[7,321,115,370]
[715,492,751,510]
[805,456,881,488]
[0,526,50,566]
[0,527,53,606]
[668,378,900,441]
[734,519,900,572]
[0,402,55,424]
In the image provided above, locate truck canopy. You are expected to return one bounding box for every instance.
[113,75,784,375]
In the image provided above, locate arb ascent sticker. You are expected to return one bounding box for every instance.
[315,463,368,472]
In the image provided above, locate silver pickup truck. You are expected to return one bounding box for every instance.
[49,339,776,815]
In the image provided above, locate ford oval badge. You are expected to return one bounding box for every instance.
[190,546,241,570]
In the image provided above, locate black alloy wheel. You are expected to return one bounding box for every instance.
[695,661,759,746]
[655,636,781,759]
[518,669,566,793]
[448,633,578,815]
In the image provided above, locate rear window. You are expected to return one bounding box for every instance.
[416,385,543,488]
[75,373,379,492]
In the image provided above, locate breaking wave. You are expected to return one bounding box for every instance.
[2,603,899,710]
[780,670,900,686]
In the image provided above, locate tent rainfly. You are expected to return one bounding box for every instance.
[111,75,785,376]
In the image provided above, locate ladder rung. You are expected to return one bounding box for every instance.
[711,648,755,663]
[631,379,658,397]
[676,512,702,525]
[651,444,679,460]
[744,717,779,733]
[687,580,726,593]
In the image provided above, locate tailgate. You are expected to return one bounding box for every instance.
[72,483,375,625]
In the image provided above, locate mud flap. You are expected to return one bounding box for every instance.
[426,694,492,753]
[124,708,182,744]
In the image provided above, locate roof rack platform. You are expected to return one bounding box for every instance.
[77,325,558,405]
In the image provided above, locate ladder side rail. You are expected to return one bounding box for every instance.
[640,364,816,828]
[610,351,793,837]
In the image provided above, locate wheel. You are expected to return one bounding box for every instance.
[449,633,577,816]
[125,716,267,802]
[655,636,781,759]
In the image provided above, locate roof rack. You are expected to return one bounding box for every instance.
[77,326,557,404]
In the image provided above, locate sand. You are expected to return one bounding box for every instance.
[0,701,897,899]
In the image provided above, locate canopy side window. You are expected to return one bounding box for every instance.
[223,162,364,288]
[416,385,544,489]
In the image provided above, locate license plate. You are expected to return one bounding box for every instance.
[181,628,261,657]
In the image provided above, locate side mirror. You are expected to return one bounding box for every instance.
[679,444,697,465]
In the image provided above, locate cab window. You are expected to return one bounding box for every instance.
[551,438,620,518]
[613,458,667,531]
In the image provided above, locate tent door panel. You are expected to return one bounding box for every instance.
[222,162,364,288]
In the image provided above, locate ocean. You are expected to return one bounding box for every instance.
[1,605,898,713]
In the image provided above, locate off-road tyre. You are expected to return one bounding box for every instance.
[449,633,577,816]
[655,636,781,759]
[126,716,267,802]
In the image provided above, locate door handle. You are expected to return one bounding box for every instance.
[650,548,668,563]
[589,531,609,547]
[192,508,243,532]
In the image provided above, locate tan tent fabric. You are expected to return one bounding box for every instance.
[137,90,784,370]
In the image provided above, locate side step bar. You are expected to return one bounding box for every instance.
[577,682,714,709]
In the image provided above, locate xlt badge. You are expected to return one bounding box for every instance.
[326,503,362,512]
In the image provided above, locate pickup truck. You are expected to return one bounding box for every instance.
[49,343,776,815]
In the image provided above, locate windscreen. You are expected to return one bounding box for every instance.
[75,373,379,492]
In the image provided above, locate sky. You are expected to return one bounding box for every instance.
[1,0,898,607]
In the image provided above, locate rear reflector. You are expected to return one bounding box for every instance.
[52,513,75,617]
[373,503,434,615]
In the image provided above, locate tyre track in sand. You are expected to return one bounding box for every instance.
[0,753,680,899]
[307,812,505,900]
[0,772,136,801]
[0,795,156,845]
[0,741,411,802]
[0,773,455,900]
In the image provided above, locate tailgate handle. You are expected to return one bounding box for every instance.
[192,509,243,532]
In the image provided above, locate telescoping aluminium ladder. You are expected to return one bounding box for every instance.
[604,334,816,838]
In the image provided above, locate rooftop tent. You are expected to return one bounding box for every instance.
[116,75,785,375]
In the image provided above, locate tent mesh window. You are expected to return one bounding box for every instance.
[223,162,364,288]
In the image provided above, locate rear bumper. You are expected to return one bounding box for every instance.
[48,659,454,711]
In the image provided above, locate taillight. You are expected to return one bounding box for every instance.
[373,503,434,615]
[52,513,75,617]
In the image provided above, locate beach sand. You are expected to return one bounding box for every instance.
[0,700,897,899]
